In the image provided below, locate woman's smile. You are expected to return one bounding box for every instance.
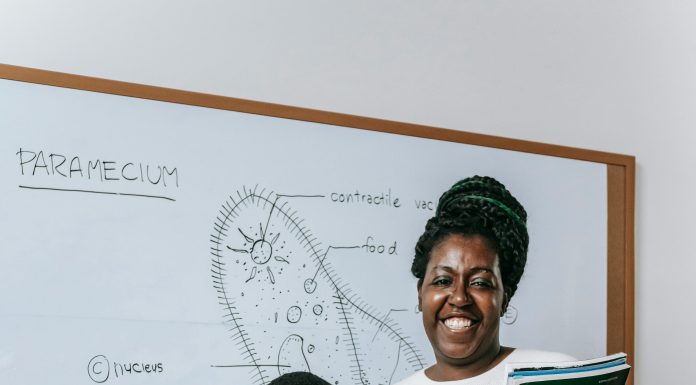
[443,317,474,330]
[439,310,480,332]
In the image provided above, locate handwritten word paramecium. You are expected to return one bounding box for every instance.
[17,148,179,188]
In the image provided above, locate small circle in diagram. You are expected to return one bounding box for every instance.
[287,305,302,323]
[313,304,323,316]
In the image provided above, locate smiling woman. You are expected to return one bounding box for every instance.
[395,176,575,385]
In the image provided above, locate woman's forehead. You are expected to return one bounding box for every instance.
[427,234,500,272]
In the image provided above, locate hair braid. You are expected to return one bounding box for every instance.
[411,175,529,299]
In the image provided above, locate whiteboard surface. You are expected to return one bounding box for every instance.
[0,79,606,385]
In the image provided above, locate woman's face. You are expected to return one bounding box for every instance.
[418,233,506,367]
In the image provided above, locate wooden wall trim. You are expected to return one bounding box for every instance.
[0,63,634,168]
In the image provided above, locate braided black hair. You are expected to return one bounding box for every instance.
[411,175,529,300]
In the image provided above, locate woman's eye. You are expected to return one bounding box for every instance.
[470,278,493,288]
[432,277,452,286]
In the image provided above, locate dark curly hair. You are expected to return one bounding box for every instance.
[411,175,529,301]
[269,371,331,385]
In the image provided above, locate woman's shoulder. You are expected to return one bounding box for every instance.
[505,348,577,364]
[392,368,430,385]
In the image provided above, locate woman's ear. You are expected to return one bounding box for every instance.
[417,279,423,312]
[500,290,510,317]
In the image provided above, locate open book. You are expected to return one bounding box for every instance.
[505,353,631,385]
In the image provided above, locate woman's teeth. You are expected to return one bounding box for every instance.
[444,317,473,330]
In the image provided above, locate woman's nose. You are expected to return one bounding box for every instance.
[447,282,471,307]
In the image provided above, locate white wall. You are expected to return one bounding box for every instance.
[2,1,694,384]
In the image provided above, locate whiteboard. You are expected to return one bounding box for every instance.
[0,73,613,385]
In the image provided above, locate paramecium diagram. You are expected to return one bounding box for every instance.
[209,186,425,385]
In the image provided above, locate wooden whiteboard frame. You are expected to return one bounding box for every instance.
[0,63,635,384]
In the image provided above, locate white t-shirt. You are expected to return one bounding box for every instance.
[394,349,575,385]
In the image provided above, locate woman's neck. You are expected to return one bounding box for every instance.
[425,346,515,382]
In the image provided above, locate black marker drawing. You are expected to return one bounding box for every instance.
[388,342,404,385]
[287,306,302,323]
[372,309,408,343]
[210,186,425,385]
[313,304,323,316]
[19,185,175,201]
[278,334,310,376]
